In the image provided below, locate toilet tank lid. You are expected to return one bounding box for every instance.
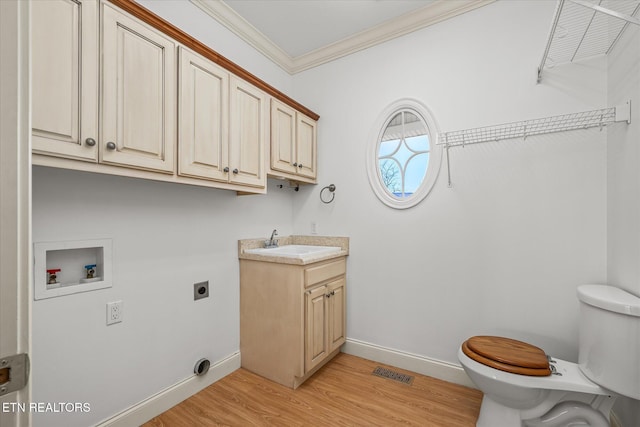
[577,285,640,317]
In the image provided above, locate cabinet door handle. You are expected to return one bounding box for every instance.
[223,167,229,173]
[331,290,336,296]
[298,163,303,169]
[106,141,117,151]
[232,168,239,174]
[85,137,96,147]
[325,294,331,298]
[293,162,298,167]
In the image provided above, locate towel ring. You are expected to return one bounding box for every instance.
[320,184,336,204]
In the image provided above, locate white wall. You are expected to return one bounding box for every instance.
[292,0,607,365]
[606,20,640,427]
[31,168,295,426]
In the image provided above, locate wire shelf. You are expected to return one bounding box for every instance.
[537,0,640,83]
[439,106,621,147]
[437,102,630,188]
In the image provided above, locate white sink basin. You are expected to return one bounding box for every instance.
[244,245,342,260]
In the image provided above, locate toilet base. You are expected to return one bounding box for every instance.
[476,395,522,427]
[475,393,615,427]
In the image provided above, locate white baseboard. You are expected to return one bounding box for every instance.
[342,338,476,389]
[97,352,241,427]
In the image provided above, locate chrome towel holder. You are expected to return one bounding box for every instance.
[320,184,336,204]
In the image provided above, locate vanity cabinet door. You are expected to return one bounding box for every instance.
[101,3,176,173]
[305,285,329,373]
[327,278,346,352]
[178,47,229,181]
[229,76,267,187]
[31,0,98,161]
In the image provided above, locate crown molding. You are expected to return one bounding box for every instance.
[190,0,295,70]
[191,0,494,75]
[292,0,495,73]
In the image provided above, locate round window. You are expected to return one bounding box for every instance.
[366,99,442,209]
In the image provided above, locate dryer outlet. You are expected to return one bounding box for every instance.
[194,281,209,301]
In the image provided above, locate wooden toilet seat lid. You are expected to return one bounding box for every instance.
[462,336,551,376]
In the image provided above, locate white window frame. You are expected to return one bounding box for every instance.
[366,98,443,209]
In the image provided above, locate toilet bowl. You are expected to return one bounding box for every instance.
[458,284,640,427]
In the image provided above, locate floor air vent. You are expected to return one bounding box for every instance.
[372,366,414,385]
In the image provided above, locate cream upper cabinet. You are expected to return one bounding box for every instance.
[296,114,318,179]
[178,49,266,188]
[31,0,99,161]
[101,3,176,174]
[178,47,229,181]
[31,0,311,193]
[270,101,297,175]
[270,99,317,181]
[229,76,268,188]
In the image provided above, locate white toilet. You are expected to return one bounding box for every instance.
[458,284,640,427]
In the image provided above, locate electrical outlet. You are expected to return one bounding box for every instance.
[311,221,318,235]
[106,300,123,325]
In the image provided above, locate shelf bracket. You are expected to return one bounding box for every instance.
[537,0,564,84]
[615,100,632,124]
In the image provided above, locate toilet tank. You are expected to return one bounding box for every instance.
[577,284,640,399]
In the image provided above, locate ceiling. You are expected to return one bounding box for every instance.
[190,0,494,74]
[222,0,436,58]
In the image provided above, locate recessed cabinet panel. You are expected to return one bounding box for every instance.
[31,0,98,161]
[101,3,176,173]
[305,285,329,372]
[270,101,297,174]
[296,114,317,179]
[178,47,229,181]
[328,279,346,352]
[229,77,267,187]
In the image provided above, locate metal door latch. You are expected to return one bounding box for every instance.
[0,353,29,396]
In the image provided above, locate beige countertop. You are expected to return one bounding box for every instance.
[238,235,349,265]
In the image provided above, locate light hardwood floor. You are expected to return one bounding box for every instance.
[144,353,482,426]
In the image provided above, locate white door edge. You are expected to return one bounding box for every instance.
[0,0,32,425]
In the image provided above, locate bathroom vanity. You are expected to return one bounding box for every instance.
[238,236,349,388]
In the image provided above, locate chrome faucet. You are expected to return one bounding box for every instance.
[265,229,278,248]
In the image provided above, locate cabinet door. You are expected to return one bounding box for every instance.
[229,77,267,187]
[32,0,98,161]
[305,285,328,373]
[296,113,317,179]
[178,47,229,181]
[270,99,297,175]
[327,278,346,352]
[101,3,176,173]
